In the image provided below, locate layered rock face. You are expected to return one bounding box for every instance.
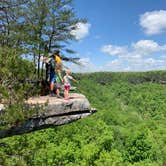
[0,93,96,138]
[26,93,95,126]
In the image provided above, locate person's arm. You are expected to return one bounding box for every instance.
[41,57,48,63]
[50,59,56,68]
[73,78,78,83]
[58,70,63,83]
[70,76,78,83]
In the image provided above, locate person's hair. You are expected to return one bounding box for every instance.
[54,50,60,55]
[65,69,71,75]
[48,52,55,58]
[52,54,55,58]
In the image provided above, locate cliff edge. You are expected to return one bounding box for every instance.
[0,93,96,138]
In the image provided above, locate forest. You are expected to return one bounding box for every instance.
[0,71,166,166]
[0,0,166,165]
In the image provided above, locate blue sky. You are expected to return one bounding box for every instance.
[66,0,166,72]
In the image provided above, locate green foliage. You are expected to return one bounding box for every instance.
[95,149,123,166]
[0,71,166,165]
[0,46,40,131]
[0,47,35,87]
[125,130,154,163]
[3,2,165,165]
[0,0,85,78]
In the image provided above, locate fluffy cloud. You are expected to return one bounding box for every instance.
[66,40,166,73]
[104,57,165,72]
[160,55,166,59]
[100,40,166,72]
[101,44,127,55]
[132,40,166,55]
[102,40,166,57]
[65,56,166,73]
[70,22,91,40]
[140,10,166,35]
[64,58,99,73]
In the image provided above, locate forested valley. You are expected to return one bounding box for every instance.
[1,71,166,165]
[0,0,166,166]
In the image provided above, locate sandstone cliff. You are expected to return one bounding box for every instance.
[0,93,96,138]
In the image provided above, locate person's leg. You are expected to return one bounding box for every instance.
[50,76,56,96]
[64,85,69,100]
[64,90,69,100]
[67,86,70,99]
[65,86,70,99]
[64,85,67,99]
[50,72,54,92]
[50,82,56,97]
[56,88,59,96]
[50,82,54,91]
[66,90,69,99]
[56,83,62,98]
[56,88,62,98]
[50,71,57,96]
[64,90,67,99]
[50,71,56,91]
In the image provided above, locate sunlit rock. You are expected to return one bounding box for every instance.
[0,93,96,138]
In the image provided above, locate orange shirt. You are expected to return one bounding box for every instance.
[55,55,61,64]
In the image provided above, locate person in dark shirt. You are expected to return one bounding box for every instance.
[49,54,56,96]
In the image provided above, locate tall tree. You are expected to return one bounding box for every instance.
[0,0,29,47]
[0,0,85,78]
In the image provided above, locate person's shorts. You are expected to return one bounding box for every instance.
[56,82,62,89]
[64,85,70,91]
[50,72,56,83]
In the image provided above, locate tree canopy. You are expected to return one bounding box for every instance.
[0,0,85,78]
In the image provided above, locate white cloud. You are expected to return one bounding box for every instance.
[140,10,166,35]
[99,40,166,72]
[70,22,91,40]
[101,44,127,55]
[66,56,166,72]
[101,40,166,57]
[160,55,166,59]
[105,59,124,71]
[78,57,91,66]
[107,59,119,65]
[103,56,166,72]
[144,58,156,64]
[132,40,166,55]
[65,40,166,73]
[143,58,165,70]
[64,58,99,73]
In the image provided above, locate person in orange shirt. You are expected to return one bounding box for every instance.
[54,50,61,65]
[54,50,64,98]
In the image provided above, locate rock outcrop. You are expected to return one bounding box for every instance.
[0,104,5,112]
[0,93,96,138]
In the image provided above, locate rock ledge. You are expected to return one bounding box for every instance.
[0,93,96,138]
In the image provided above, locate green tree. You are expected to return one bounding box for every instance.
[95,150,123,166]
[0,0,85,78]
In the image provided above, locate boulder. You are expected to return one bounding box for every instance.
[0,93,96,138]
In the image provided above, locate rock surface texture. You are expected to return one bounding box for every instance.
[0,93,96,138]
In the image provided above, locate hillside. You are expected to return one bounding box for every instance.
[0,71,166,166]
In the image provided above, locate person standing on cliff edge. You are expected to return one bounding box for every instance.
[63,69,78,100]
[49,53,56,96]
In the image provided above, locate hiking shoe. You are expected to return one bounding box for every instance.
[57,95,63,99]
[64,98,70,101]
[49,93,56,97]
